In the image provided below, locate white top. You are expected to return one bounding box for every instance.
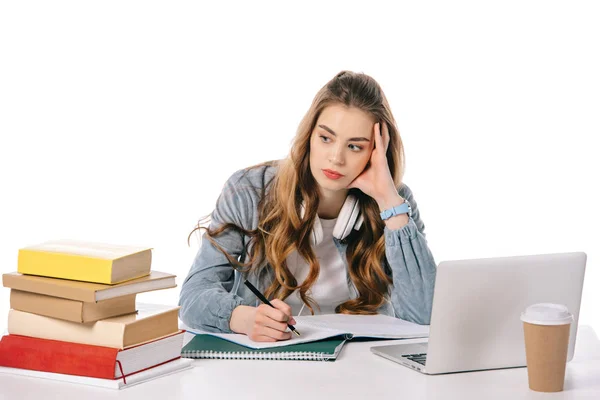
[285,217,351,316]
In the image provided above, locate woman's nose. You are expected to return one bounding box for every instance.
[329,145,345,165]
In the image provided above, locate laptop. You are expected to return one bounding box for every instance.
[370,252,587,374]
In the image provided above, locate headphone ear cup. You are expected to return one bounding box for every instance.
[354,214,364,230]
[333,195,360,240]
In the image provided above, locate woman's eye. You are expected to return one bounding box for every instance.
[319,135,362,152]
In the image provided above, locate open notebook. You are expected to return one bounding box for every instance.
[185,314,429,350]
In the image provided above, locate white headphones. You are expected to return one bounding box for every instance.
[300,194,364,245]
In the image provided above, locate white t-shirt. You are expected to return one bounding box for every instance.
[285,217,351,316]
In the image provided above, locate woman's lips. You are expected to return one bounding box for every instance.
[323,169,344,180]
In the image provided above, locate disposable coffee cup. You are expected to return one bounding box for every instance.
[520,303,573,392]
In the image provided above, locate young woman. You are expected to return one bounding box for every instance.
[179,70,437,342]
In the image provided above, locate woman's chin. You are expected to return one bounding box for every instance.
[316,179,349,193]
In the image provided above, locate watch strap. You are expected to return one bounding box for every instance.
[380,200,412,221]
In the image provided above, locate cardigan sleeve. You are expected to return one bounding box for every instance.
[384,183,437,325]
[178,170,256,333]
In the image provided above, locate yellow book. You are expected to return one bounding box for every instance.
[17,240,152,284]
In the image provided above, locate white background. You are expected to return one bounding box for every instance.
[0,1,598,333]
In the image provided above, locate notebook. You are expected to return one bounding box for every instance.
[185,313,429,350]
[181,334,347,361]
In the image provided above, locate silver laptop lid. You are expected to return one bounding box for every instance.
[425,252,586,374]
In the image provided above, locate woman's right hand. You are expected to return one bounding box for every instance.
[230,300,297,342]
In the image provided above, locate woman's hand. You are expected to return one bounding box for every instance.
[230,300,297,342]
[347,122,399,208]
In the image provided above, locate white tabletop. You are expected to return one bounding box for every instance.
[1,325,599,400]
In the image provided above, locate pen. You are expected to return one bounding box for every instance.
[243,279,301,336]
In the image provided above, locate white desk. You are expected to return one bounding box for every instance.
[1,326,599,400]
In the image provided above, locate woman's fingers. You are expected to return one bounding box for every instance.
[252,312,293,341]
[254,301,296,337]
[248,334,277,342]
[373,123,381,149]
[270,299,296,324]
[246,300,298,342]
[382,121,390,151]
[256,308,289,332]
[374,122,391,157]
[261,326,293,341]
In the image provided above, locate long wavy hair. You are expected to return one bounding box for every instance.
[189,70,405,314]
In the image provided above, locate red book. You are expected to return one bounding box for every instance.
[0,331,184,381]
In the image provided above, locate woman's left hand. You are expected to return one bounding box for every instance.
[347,122,399,206]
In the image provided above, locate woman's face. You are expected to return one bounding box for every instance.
[309,104,375,193]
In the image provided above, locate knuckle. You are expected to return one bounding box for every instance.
[277,322,288,331]
[255,313,266,325]
[274,310,286,321]
[272,309,283,319]
[257,304,269,312]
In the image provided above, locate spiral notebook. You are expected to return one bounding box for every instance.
[181,334,347,361]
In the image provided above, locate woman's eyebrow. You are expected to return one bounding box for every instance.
[318,124,371,142]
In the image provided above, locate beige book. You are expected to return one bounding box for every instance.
[18,239,152,284]
[10,290,136,323]
[3,271,176,302]
[8,304,180,349]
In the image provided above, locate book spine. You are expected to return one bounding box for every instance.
[2,274,96,302]
[10,290,85,323]
[0,335,119,378]
[7,309,124,348]
[17,249,113,284]
[10,290,137,323]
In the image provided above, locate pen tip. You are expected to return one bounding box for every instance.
[294,330,301,336]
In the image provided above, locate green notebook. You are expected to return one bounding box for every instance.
[181,334,347,361]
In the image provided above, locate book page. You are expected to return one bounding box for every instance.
[296,314,430,339]
[24,240,151,259]
[183,314,429,350]
[185,320,346,349]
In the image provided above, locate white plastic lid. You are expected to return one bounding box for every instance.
[520,303,573,326]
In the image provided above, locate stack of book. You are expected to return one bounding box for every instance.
[0,239,192,389]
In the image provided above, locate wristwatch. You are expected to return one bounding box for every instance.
[380,199,412,221]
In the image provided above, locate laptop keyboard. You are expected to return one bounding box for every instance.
[404,353,427,366]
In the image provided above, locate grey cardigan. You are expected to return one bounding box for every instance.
[179,163,437,333]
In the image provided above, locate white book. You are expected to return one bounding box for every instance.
[0,358,193,390]
[186,313,430,350]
